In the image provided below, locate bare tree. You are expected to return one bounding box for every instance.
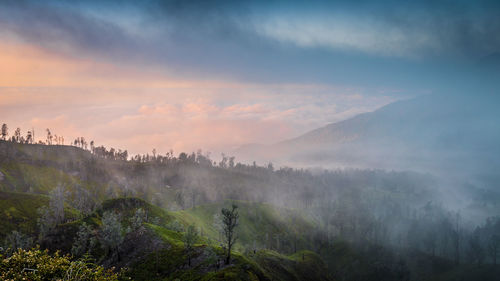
[46,129,52,145]
[26,130,33,144]
[14,128,21,143]
[50,184,66,224]
[36,184,66,241]
[467,228,485,266]
[72,185,95,216]
[222,204,239,264]
[452,212,462,264]
[1,124,7,140]
[488,234,500,265]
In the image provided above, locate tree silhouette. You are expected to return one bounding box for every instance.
[46,129,52,145]
[1,123,7,140]
[14,127,21,142]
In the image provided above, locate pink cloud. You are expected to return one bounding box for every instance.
[1,83,396,157]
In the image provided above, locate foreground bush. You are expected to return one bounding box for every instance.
[0,247,124,281]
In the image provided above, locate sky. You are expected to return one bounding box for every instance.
[0,0,499,157]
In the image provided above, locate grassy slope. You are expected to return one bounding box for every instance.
[0,191,48,236]
[0,193,327,281]
[0,191,79,237]
[131,223,329,281]
[172,200,316,253]
[0,150,328,281]
[2,142,498,281]
[88,198,331,281]
[0,162,78,193]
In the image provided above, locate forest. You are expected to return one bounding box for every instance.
[1,125,499,280]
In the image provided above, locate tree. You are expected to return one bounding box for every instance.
[219,153,228,168]
[130,208,147,233]
[25,130,33,144]
[485,217,500,265]
[72,185,95,216]
[1,124,7,140]
[46,128,52,145]
[3,231,33,254]
[37,206,56,241]
[213,213,224,242]
[81,137,87,149]
[50,184,66,224]
[183,224,199,266]
[488,234,500,265]
[36,186,66,241]
[99,211,124,260]
[71,223,96,258]
[267,162,274,172]
[467,228,485,266]
[451,212,462,264]
[14,128,21,143]
[221,204,239,264]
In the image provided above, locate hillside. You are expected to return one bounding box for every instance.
[43,197,332,281]
[1,141,499,280]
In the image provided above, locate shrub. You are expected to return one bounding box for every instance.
[0,247,124,281]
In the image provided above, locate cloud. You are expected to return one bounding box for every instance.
[0,41,196,88]
[252,1,500,59]
[0,84,395,155]
[255,16,439,58]
[1,0,498,88]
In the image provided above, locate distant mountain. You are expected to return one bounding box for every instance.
[235,94,500,179]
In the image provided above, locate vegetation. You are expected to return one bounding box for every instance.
[99,211,125,261]
[183,224,199,266]
[0,136,499,280]
[0,247,123,280]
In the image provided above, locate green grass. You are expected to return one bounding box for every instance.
[0,162,78,193]
[101,197,175,225]
[172,200,316,253]
[0,191,49,236]
[0,191,79,238]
